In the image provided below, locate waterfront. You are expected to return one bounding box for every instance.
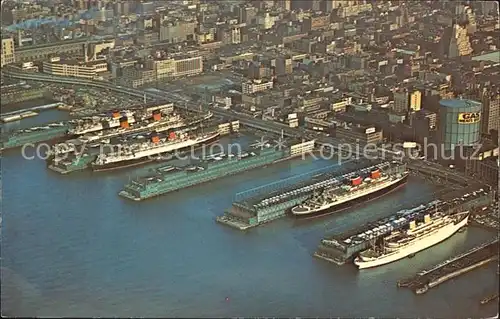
[1,138,498,317]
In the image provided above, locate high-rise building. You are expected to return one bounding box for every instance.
[480,89,500,135]
[290,0,312,11]
[239,6,257,25]
[456,4,477,34]
[275,56,293,76]
[410,90,422,112]
[276,0,291,11]
[311,0,322,11]
[159,20,196,43]
[393,89,422,113]
[1,37,15,67]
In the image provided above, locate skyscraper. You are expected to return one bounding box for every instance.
[446,23,473,58]
[480,89,500,135]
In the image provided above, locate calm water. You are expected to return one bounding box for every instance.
[1,135,498,317]
[2,109,71,133]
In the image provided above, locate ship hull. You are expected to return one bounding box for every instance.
[354,215,469,269]
[293,174,408,219]
[92,133,220,172]
[92,156,156,172]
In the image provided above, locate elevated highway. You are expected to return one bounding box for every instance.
[4,70,368,157]
[407,160,475,186]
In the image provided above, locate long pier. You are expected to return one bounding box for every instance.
[397,238,499,294]
[217,160,402,230]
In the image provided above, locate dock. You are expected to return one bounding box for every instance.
[314,187,494,265]
[397,239,499,294]
[1,110,39,123]
[217,160,397,230]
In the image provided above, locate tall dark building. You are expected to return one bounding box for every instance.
[291,0,312,11]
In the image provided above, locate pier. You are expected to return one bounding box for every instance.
[314,188,494,265]
[397,239,499,294]
[217,160,398,230]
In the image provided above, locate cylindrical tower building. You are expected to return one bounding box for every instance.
[439,98,482,152]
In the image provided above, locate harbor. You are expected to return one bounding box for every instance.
[1,81,497,318]
[397,238,499,294]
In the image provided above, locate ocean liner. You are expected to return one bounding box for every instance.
[68,110,137,135]
[354,211,469,269]
[49,111,184,158]
[291,162,408,219]
[91,130,220,171]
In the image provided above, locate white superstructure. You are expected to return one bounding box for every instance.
[291,170,407,216]
[354,213,469,269]
[93,131,219,165]
[69,110,136,135]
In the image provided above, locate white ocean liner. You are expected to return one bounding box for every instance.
[50,114,185,157]
[92,131,219,166]
[291,168,408,217]
[354,212,469,269]
[69,110,137,135]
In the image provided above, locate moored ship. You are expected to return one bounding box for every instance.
[354,211,470,269]
[68,109,137,135]
[91,129,220,171]
[48,111,185,159]
[291,162,408,219]
[78,112,184,144]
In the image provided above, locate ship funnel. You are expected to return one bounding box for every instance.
[409,220,416,230]
[424,214,431,223]
[168,131,176,140]
[112,110,120,118]
[153,110,161,121]
[150,131,160,143]
[371,169,380,179]
[120,116,129,128]
[351,176,362,186]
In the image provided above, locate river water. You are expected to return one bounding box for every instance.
[1,115,498,317]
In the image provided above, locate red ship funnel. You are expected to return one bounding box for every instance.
[168,131,176,140]
[371,170,380,179]
[120,116,129,128]
[153,112,162,121]
[351,176,362,186]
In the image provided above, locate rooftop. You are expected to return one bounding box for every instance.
[472,51,500,63]
[439,98,482,108]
